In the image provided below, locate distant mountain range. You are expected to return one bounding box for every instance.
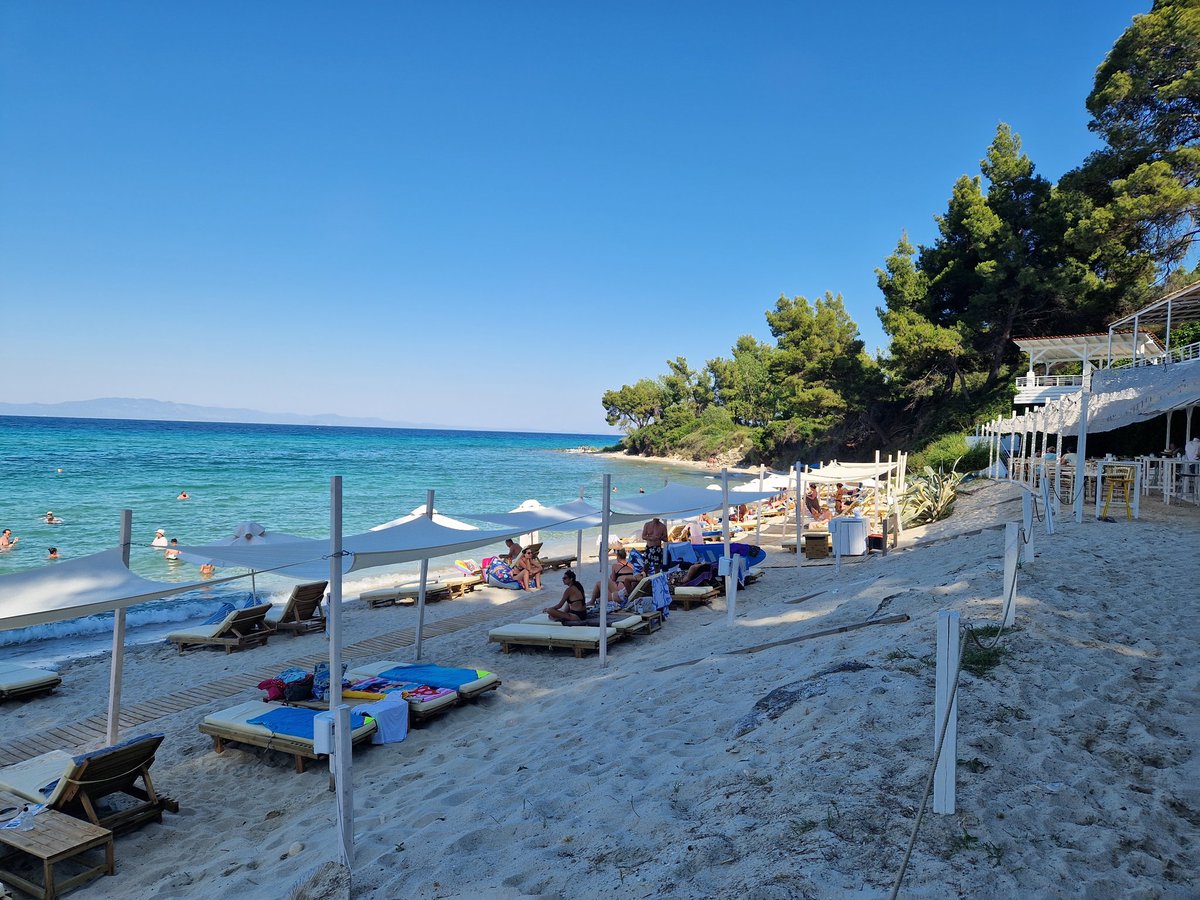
[0,398,440,429]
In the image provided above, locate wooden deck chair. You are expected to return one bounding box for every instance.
[0,662,62,701]
[363,583,452,608]
[537,554,577,571]
[167,604,273,654]
[267,581,328,635]
[0,733,174,834]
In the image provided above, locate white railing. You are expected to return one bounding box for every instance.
[1014,374,1084,388]
[1168,340,1200,364]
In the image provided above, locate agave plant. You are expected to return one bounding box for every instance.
[901,463,966,526]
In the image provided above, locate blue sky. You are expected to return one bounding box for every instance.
[0,2,1144,433]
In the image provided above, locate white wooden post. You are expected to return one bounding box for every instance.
[328,476,353,869]
[1040,465,1055,535]
[794,461,804,575]
[576,486,584,567]
[1022,490,1035,561]
[723,468,737,625]
[1054,431,1063,514]
[598,474,611,667]
[414,489,434,660]
[1003,522,1019,627]
[106,509,133,745]
[1074,392,1089,524]
[754,465,764,546]
[933,609,960,815]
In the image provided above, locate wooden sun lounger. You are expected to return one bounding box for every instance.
[488,623,622,658]
[267,581,327,635]
[0,662,62,702]
[167,604,273,654]
[345,661,501,701]
[363,583,451,608]
[670,585,720,610]
[0,733,175,834]
[199,700,377,773]
[537,554,577,570]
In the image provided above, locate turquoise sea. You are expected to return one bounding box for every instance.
[0,416,714,659]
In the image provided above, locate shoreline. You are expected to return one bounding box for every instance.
[6,481,1196,897]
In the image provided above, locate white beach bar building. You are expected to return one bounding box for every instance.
[983,281,1200,514]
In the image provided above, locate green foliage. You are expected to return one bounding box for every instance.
[909,433,990,473]
[901,466,966,526]
[603,12,1198,471]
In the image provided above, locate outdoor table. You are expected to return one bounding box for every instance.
[1093,458,1142,519]
[0,791,114,899]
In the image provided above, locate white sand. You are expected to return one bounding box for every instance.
[3,480,1197,898]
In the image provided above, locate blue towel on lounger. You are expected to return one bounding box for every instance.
[247,707,366,741]
[378,664,481,690]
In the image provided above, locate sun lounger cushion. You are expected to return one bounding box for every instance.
[488,623,618,646]
[0,662,61,697]
[0,750,75,805]
[204,700,376,744]
[521,613,644,633]
[673,585,719,597]
[346,661,499,698]
[167,604,271,643]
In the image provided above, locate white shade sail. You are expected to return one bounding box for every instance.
[460,499,607,532]
[0,549,244,632]
[611,483,777,519]
[176,516,532,575]
[370,506,478,531]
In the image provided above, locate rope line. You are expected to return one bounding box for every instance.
[888,627,970,900]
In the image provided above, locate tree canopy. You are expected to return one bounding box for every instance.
[602,6,1199,467]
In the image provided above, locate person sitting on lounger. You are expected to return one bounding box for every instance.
[512,546,543,591]
[593,548,637,604]
[804,486,832,522]
[545,570,588,622]
[502,538,523,564]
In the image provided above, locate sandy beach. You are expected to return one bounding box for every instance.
[3,479,1197,898]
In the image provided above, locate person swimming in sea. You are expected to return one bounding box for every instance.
[45,511,63,525]
[177,490,190,501]
[0,529,18,551]
[48,547,59,560]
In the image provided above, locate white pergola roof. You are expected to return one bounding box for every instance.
[1109,280,1200,330]
[1014,332,1163,367]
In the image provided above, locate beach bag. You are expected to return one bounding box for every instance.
[257,678,287,702]
[283,675,314,702]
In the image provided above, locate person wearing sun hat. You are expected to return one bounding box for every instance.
[152,528,169,549]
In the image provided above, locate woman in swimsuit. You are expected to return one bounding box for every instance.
[545,570,588,622]
[593,548,637,603]
[512,547,544,591]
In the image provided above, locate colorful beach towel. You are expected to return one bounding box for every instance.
[378,664,485,690]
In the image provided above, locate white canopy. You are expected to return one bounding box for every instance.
[461,498,607,532]
[0,549,243,632]
[370,506,477,531]
[611,483,777,519]
[177,516,531,575]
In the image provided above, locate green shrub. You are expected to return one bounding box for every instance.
[909,433,989,473]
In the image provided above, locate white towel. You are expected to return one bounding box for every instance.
[353,696,409,745]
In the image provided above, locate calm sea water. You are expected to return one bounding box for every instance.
[0,416,713,659]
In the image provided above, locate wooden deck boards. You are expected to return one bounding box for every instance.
[0,598,530,767]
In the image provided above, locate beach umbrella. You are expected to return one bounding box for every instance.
[510,499,545,546]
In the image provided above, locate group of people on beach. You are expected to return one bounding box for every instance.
[501,538,543,591]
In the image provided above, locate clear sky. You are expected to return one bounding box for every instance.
[0,1,1145,433]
